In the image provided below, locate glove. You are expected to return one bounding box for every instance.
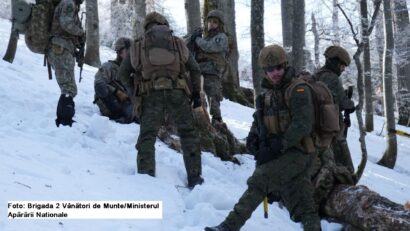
[102,94,122,119]
[79,31,86,45]
[269,137,283,156]
[190,30,202,42]
[191,92,202,108]
[56,94,75,127]
[115,89,129,103]
[344,115,351,128]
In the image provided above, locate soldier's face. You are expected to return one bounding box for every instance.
[339,64,346,73]
[119,49,129,60]
[207,18,219,30]
[265,65,285,85]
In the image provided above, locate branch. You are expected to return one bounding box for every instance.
[337,3,360,46]
[366,0,382,37]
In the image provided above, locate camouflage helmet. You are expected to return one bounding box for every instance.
[258,45,288,68]
[206,9,224,24]
[143,12,169,30]
[324,45,351,66]
[114,37,131,52]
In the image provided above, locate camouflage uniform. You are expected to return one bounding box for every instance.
[194,10,229,122]
[48,0,84,97]
[206,45,321,231]
[315,46,355,173]
[117,12,203,188]
[94,60,134,123]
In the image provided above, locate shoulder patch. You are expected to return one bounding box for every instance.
[64,3,74,14]
[214,37,221,44]
[296,88,305,93]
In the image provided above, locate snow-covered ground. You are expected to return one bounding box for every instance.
[0,18,409,231]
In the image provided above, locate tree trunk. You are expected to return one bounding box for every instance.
[132,0,146,39]
[360,0,374,132]
[323,184,410,230]
[203,0,252,107]
[377,0,397,169]
[251,0,264,98]
[110,0,134,44]
[281,0,293,49]
[84,0,101,68]
[393,0,410,126]
[292,0,305,73]
[332,0,340,45]
[185,0,201,34]
[375,12,384,104]
[311,13,320,70]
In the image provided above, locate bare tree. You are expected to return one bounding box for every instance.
[251,0,264,98]
[281,0,293,48]
[84,0,101,67]
[132,0,146,39]
[185,0,201,34]
[292,0,305,72]
[377,0,397,169]
[311,13,320,70]
[360,0,374,132]
[393,0,410,126]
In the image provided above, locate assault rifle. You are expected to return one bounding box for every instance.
[184,27,203,56]
[343,86,354,137]
[77,12,86,83]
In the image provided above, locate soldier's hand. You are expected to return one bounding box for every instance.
[115,89,129,103]
[344,115,351,128]
[190,30,202,42]
[191,92,202,108]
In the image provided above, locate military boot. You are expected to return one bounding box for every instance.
[204,223,231,231]
[56,94,75,127]
[187,175,204,189]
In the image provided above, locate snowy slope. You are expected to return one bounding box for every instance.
[0,18,409,231]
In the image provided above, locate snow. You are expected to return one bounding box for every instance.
[0,17,409,231]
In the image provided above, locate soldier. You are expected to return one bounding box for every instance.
[205,45,321,231]
[48,0,85,127]
[117,12,204,189]
[315,46,356,173]
[94,37,135,124]
[191,9,228,124]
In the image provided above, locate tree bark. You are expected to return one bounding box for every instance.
[377,0,397,169]
[323,184,410,230]
[251,0,264,98]
[393,0,410,126]
[311,13,320,70]
[375,12,384,102]
[185,0,201,34]
[332,0,340,45]
[132,0,146,39]
[292,0,305,73]
[281,0,293,48]
[360,0,374,132]
[84,0,101,68]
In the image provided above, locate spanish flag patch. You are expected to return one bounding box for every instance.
[296,88,305,93]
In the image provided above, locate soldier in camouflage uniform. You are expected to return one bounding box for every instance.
[315,46,356,173]
[94,37,135,124]
[206,45,321,231]
[117,12,204,189]
[48,0,85,127]
[191,9,228,124]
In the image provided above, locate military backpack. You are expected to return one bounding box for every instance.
[285,73,340,148]
[130,25,191,96]
[12,0,61,54]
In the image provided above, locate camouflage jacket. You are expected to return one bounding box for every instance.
[315,67,354,112]
[195,31,228,76]
[246,67,314,154]
[94,60,126,99]
[50,0,84,54]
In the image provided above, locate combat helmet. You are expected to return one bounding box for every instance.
[114,37,131,52]
[143,12,169,30]
[258,45,288,68]
[206,9,224,24]
[324,46,351,66]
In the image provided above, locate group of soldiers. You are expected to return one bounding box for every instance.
[48,0,356,230]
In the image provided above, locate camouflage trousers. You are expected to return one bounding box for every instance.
[332,123,354,174]
[48,44,77,97]
[224,149,321,231]
[136,89,201,178]
[203,74,223,120]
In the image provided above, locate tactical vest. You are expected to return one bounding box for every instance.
[195,33,227,75]
[130,25,191,96]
